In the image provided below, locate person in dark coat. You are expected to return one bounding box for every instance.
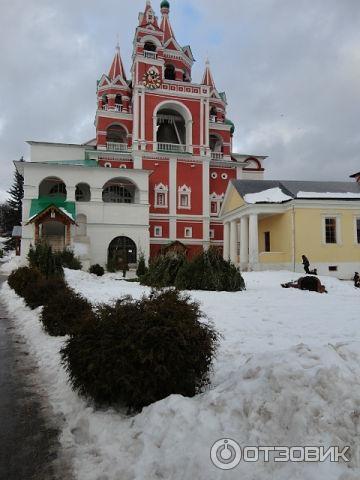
[302,255,311,274]
[354,272,360,288]
[302,255,317,275]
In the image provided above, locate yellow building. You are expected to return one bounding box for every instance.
[221,180,360,279]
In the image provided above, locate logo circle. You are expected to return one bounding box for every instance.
[210,439,241,470]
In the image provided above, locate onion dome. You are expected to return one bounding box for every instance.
[225,119,235,135]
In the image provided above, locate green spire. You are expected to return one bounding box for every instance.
[161,0,170,9]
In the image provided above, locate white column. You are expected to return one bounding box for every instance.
[249,214,259,268]
[140,89,145,144]
[203,158,210,247]
[132,88,140,146]
[240,215,249,266]
[67,186,76,202]
[200,99,204,149]
[223,222,230,260]
[230,220,238,264]
[169,158,177,241]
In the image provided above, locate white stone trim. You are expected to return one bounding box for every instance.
[184,227,193,238]
[178,185,191,210]
[354,215,360,245]
[154,225,163,237]
[210,192,224,216]
[154,183,169,208]
[321,214,342,246]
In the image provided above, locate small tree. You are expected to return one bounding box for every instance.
[4,158,24,250]
[136,252,147,278]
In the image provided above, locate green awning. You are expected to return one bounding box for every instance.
[28,197,76,222]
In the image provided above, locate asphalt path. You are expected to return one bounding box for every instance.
[0,275,73,479]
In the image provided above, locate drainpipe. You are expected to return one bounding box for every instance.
[292,205,296,272]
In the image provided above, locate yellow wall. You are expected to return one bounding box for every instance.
[222,188,245,214]
[294,207,360,263]
[258,211,293,264]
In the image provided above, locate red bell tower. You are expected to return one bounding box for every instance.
[94,0,266,258]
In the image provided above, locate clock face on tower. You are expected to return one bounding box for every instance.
[143,68,161,90]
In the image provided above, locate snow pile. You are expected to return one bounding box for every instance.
[297,191,360,199]
[244,187,292,204]
[0,251,24,274]
[1,271,360,480]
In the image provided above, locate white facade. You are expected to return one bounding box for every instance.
[18,159,151,270]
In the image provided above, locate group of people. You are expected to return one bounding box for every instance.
[302,255,360,289]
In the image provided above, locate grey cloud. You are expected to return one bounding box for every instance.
[0,0,359,194]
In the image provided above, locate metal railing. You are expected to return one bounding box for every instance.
[106,142,129,152]
[157,143,187,153]
[102,104,122,112]
[211,152,224,160]
[144,51,157,59]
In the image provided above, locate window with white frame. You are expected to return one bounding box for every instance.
[154,183,168,208]
[356,217,360,244]
[209,193,224,216]
[154,226,163,238]
[184,227,193,238]
[211,202,218,214]
[178,185,191,209]
[210,229,215,239]
[324,216,339,244]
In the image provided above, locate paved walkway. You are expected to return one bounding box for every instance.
[0,275,73,479]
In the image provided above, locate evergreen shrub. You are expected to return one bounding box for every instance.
[141,248,245,292]
[55,249,82,270]
[140,252,186,288]
[8,266,68,309]
[8,266,43,298]
[28,243,64,278]
[41,289,94,336]
[89,264,105,277]
[136,253,147,278]
[175,247,245,292]
[61,289,219,411]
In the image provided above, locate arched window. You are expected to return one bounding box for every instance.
[210,106,217,122]
[39,177,67,200]
[106,125,128,151]
[115,95,122,112]
[164,64,176,81]
[108,236,137,266]
[144,41,156,52]
[75,183,91,202]
[210,134,223,153]
[102,94,108,110]
[102,178,136,204]
[157,108,186,146]
[183,69,190,82]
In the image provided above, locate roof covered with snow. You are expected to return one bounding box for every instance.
[231,180,360,204]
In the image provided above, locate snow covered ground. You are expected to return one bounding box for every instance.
[1,268,360,480]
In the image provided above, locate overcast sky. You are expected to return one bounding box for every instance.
[0,0,359,201]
